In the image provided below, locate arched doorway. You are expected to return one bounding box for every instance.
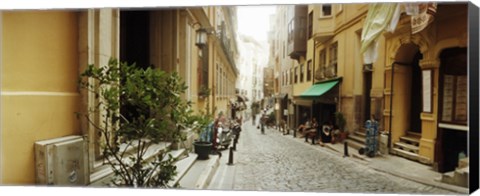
[390,43,424,160]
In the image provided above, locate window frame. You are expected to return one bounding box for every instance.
[320,4,333,18]
[294,67,298,84]
[300,63,305,83]
[308,11,313,39]
[307,60,312,81]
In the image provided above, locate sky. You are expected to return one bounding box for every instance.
[236,5,277,42]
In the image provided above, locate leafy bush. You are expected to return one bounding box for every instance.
[79,58,206,187]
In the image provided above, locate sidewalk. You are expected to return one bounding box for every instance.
[283,129,469,194]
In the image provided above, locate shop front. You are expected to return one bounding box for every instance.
[296,78,341,129]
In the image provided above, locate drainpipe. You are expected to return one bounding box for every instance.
[388,62,395,152]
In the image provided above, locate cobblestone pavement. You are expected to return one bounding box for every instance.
[231,118,456,194]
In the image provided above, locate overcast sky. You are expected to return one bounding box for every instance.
[236,5,277,42]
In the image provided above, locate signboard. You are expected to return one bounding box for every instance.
[422,70,432,113]
[441,75,454,122]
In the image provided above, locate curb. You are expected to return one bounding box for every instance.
[370,166,469,194]
[322,144,469,194]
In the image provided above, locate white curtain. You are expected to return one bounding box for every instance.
[360,3,399,64]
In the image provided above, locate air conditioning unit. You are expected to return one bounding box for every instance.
[35,135,89,186]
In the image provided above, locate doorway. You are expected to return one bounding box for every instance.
[119,10,151,121]
[435,47,468,172]
[409,52,423,134]
[363,66,372,122]
[120,10,151,69]
[393,44,423,136]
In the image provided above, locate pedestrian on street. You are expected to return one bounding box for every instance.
[304,118,318,143]
[260,111,268,134]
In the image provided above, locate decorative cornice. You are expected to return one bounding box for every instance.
[419,59,440,69]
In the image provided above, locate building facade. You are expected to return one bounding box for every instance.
[0,6,239,185]
[269,2,469,175]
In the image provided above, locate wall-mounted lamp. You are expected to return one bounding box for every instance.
[195,28,208,47]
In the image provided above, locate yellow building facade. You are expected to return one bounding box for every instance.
[302,3,468,172]
[1,6,238,185]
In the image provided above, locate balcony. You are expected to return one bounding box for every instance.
[287,5,308,61]
[216,22,237,72]
[314,64,337,81]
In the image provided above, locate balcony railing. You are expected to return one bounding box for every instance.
[217,22,237,70]
[314,64,337,81]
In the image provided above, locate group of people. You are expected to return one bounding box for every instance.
[297,117,339,144]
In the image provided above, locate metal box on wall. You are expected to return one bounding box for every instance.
[35,135,89,186]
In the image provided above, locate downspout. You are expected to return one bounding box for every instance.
[388,62,395,151]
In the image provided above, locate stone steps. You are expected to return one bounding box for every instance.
[89,145,187,187]
[391,134,421,162]
[354,130,366,137]
[440,166,469,188]
[345,138,365,150]
[399,135,420,146]
[348,134,366,144]
[438,157,469,188]
[391,148,419,161]
[168,152,198,187]
[178,154,220,189]
[393,142,419,154]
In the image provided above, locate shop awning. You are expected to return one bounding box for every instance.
[300,80,339,98]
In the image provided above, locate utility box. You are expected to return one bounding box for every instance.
[379,133,389,155]
[35,135,89,186]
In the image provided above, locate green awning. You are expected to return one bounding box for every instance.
[300,80,339,97]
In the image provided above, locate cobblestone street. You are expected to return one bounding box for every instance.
[229,117,456,194]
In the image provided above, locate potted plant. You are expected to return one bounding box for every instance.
[191,113,214,160]
[191,88,215,160]
[198,85,211,99]
[78,58,200,187]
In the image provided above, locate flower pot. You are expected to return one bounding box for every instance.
[193,141,212,160]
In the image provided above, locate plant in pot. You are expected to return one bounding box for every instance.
[334,112,348,143]
[191,87,214,160]
[191,113,214,160]
[78,58,200,187]
[198,85,211,100]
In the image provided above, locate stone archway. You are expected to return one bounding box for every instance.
[385,32,437,164]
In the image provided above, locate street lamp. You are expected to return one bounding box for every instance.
[195,28,208,47]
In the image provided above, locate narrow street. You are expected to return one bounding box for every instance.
[209,114,456,194]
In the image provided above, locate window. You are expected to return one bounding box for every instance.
[329,42,338,76]
[286,69,290,85]
[320,49,327,67]
[288,20,294,42]
[299,17,306,40]
[294,67,298,84]
[308,11,313,39]
[219,67,222,96]
[307,60,312,81]
[300,64,304,83]
[290,68,293,84]
[322,4,332,17]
